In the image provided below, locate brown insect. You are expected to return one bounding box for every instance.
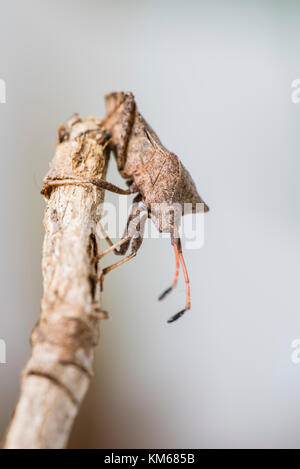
[42,94,209,323]
[101,92,209,323]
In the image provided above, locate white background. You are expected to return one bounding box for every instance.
[0,0,300,448]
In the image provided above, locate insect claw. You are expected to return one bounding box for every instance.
[158,286,173,301]
[167,308,187,323]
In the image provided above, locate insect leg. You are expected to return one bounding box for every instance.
[98,222,131,258]
[114,194,143,257]
[99,252,136,292]
[96,195,143,263]
[99,203,147,291]
[97,236,131,260]
[98,223,115,249]
[167,237,191,323]
[41,177,134,196]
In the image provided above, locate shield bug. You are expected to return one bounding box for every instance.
[101,92,209,322]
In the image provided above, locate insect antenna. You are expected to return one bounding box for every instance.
[167,308,187,323]
[158,243,180,300]
[166,239,191,323]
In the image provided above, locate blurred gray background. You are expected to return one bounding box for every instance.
[0,0,300,449]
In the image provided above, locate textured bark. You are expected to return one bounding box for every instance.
[3,115,109,449]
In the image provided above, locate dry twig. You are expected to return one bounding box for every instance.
[3,115,109,449]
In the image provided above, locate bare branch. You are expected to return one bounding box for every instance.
[2,115,109,449]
